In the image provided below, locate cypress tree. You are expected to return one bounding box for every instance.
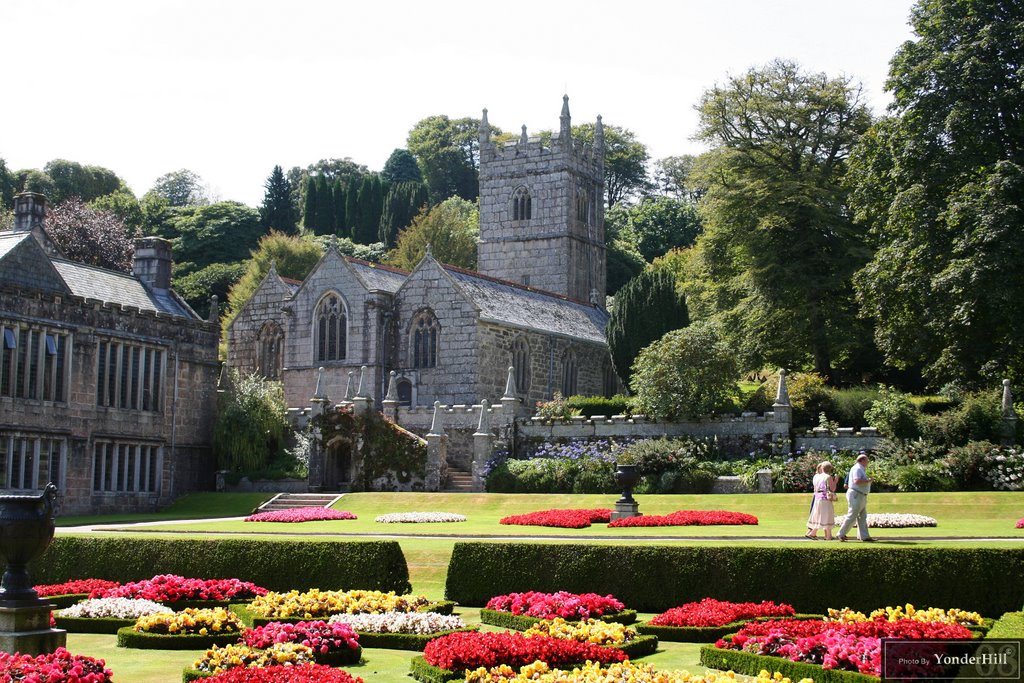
[314,175,333,235]
[345,179,361,239]
[302,176,317,232]
[353,176,377,244]
[379,182,428,247]
[606,269,689,386]
[259,165,298,234]
[332,180,347,238]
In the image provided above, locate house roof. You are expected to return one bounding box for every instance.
[0,232,31,260]
[51,259,195,318]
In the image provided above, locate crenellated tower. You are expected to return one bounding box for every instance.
[476,96,606,307]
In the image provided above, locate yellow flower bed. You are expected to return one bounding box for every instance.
[248,588,430,619]
[463,661,813,683]
[523,617,637,645]
[826,604,983,626]
[192,642,315,675]
[133,607,242,635]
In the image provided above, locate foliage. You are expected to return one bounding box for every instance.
[91,188,144,232]
[604,196,702,262]
[745,372,836,430]
[653,154,706,202]
[533,392,577,421]
[564,395,630,417]
[604,237,646,294]
[445,542,1024,616]
[485,459,617,495]
[918,390,1003,448]
[173,261,245,320]
[630,322,739,420]
[864,386,921,439]
[942,440,999,489]
[313,409,426,491]
[44,198,135,272]
[0,157,16,210]
[688,59,873,379]
[44,158,123,203]
[386,196,478,271]
[149,168,209,207]
[382,148,424,184]
[829,387,882,429]
[606,269,688,386]
[164,201,266,273]
[574,123,651,207]
[213,370,289,473]
[260,165,298,234]
[352,174,385,244]
[31,537,412,593]
[15,167,57,197]
[407,115,491,203]
[379,181,429,247]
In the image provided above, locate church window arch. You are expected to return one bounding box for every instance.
[411,310,439,369]
[576,188,590,225]
[314,292,348,362]
[256,321,284,380]
[561,349,578,397]
[511,187,532,221]
[512,336,530,394]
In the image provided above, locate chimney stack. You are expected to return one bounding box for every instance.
[13,193,46,233]
[133,237,173,290]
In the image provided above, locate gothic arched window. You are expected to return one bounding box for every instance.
[512,337,530,394]
[602,360,618,399]
[411,311,439,369]
[561,349,578,397]
[512,187,532,221]
[314,293,347,362]
[257,322,284,380]
[576,188,589,225]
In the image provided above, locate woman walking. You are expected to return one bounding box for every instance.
[806,461,837,540]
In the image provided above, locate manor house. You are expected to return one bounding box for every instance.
[228,97,619,410]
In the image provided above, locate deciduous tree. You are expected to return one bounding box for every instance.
[44,198,134,272]
[386,196,478,271]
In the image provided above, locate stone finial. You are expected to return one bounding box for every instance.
[313,366,326,400]
[595,114,605,150]
[503,366,517,399]
[425,243,433,258]
[428,400,445,436]
[207,295,219,323]
[774,369,790,406]
[1002,379,1017,418]
[385,371,399,401]
[475,399,492,434]
[559,94,571,141]
[589,288,600,306]
[354,365,368,399]
[519,125,528,145]
[479,108,490,145]
[344,370,355,400]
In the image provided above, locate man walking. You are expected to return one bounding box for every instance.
[838,453,875,542]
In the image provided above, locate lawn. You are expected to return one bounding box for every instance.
[57,492,273,527]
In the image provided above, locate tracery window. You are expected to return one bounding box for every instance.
[512,187,532,221]
[512,337,530,394]
[315,293,347,362]
[257,322,284,380]
[561,349,578,397]
[411,311,439,369]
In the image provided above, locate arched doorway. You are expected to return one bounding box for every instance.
[324,437,352,492]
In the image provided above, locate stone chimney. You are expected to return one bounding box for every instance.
[133,237,173,290]
[13,192,46,233]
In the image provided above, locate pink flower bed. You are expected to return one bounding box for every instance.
[245,507,358,523]
[35,579,121,597]
[499,509,612,529]
[716,618,972,677]
[206,664,363,683]
[608,510,758,527]
[485,591,625,620]
[242,620,360,655]
[94,575,267,602]
[0,647,112,682]
[1017,517,1023,529]
[423,631,627,671]
[651,598,795,627]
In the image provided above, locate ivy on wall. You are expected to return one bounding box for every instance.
[313,407,427,491]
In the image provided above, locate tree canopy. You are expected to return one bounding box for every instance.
[605,196,702,262]
[260,165,298,234]
[407,115,495,204]
[386,196,479,271]
[45,198,134,272]
[148,169,209,207]
[381,149,423,184]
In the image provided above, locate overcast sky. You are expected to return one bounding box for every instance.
[2,0,917,207]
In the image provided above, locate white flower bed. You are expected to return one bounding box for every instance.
[57,598,173,619]
[374,512,467,524]
[328,610,465,634]
[833,513,938,528]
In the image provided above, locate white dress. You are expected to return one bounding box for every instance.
[807,473,836,530]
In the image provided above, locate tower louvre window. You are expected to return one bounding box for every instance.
[512,187,532,221]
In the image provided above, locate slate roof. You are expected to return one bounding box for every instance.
[444,266,608,344]
[0,232,30,260]
[51,259,195,318]
[348,258,407,293]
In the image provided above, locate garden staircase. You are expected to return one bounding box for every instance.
[257,492,343,512]
[444,465,475,493]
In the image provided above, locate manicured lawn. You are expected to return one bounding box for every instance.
[57,492,273,527]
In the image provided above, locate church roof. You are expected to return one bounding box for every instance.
[51,259,195,318]
[347,258,407,293]
[444,266,608,344]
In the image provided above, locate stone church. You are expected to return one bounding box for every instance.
[228,96,619,410]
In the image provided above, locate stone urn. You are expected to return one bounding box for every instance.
[611,464,641,520]
[0,483,57,605]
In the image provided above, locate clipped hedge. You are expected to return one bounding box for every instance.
[988,611,1024,638]
[43,594,88,609]
[445,543,1024,615]
[699,645,878,683]
[635,614,822,643]
[116,626,241,650]
[31,537,411,593]
[54,615,135,634]
[479,608,638,631]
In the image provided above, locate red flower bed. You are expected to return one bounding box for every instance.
[242,620,360,654]
[245,507,357,523]
[35,579,121,597]
[1017,517,1023,529]
[206,664,363,683]
[93,575,268,602]
[499,509,611,529]
[716,618,973,677]
[485,591,625,620]
[422,631,626,671]
[608,510,758,527]
[651,598,795,627]
[0,647,112,682]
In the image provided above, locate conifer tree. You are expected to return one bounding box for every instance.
[332,180,347,238]
[302,176,317,232]
[379,182,429,246]
[314,175,334,235]
[345,180,361,238]
[259,165,298,234]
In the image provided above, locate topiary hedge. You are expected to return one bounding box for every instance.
[31,538,411,593]
[54,615,135,634]
[987,611,1024,638]
[699,645,878,683]
[116,626,241,650]
[445,543,1024,615]
[479,608,638,631]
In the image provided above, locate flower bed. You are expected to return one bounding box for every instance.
[201,664,363,683]
[242,620,361,666]
[638,598,797,642]
[608,510,759,527]
[0,647,113,683]
[36,578,121,607]
[375,512,467,523]
[246,589,433,621]
[1017,517,1024,529]
[463,660,809,683]
[185,643,317,680]
[833,512,937,528]
[95,575,267,605]
[55,597,172,634]
[498,508,611,529]
[244,507,358,523]
[826,604,984,627]
[485,591,625,620]
[328,611,475,650]
[523,617,657,658]
[117,607,244,649]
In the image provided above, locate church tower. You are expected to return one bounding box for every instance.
[476,96,606,307]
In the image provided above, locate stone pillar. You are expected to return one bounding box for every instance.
[425,401,446,492]
[343,370,355,402]
[1002,379,1018,446]
[500,366,521,416]
[352,365,372,416]
[382,370,399,422]
[472,400,493,492]
[772,368,793,453]
[307,367,330,492]
[0,604,65,656]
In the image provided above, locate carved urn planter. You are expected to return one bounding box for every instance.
[611,464,642,520]
[0,483,57,605]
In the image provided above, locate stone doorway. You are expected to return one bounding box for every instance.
[324,438,352,492]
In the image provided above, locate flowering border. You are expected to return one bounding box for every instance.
[699,643,880,683]
[636,613,822,643]
[116,625,241,650]
[229,601,455,629]
[479,608,637,631]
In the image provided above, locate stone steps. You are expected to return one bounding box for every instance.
[258,492,342,512]
[444,467,475,492]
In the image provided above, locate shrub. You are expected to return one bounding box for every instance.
[830,387,881,428]
[745,372,836,429]
[214,371,290,472]
[864,386,921,439]
[533,393,576,421]
[630,322,739,420]
[919,390,1003,448]
[943,441,997,488]
[888,462,956,492]
[565,394,630,417]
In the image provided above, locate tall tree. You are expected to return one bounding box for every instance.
[44,159,122,203]
[314,175,334,235]
[353,175,384,244]
[849,0,1024,388]
[149,169,209,207]
[379,181,429,247]
[688,59,873,379]
[344,178,361,237]
[331,180,347,238]
[605,196,702,262]
[167,201,265,273]
[572,123,651,207]
[44,198,134,272]
[0,158,16,211]
[407,115,493,203]
[90,189,143,232]
[653,155,706,202]
[260,165,297,234]
[381,148,424,184]
[385,197,479,271]
[302,175,318,232]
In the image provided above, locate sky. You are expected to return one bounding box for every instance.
[2,0,918,207]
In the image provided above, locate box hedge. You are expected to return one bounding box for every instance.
[445,543,1024,615]
[116,626,241,650]
[635,614,822,642]
[53,615,135,634]
[30,537,410,593]
[479,608,638,631]
[699,645,879,683]
[987,611,1024,638]
[352,628,477,651]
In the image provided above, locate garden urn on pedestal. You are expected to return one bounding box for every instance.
[611,464,642,520]
[0,482,66,654]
